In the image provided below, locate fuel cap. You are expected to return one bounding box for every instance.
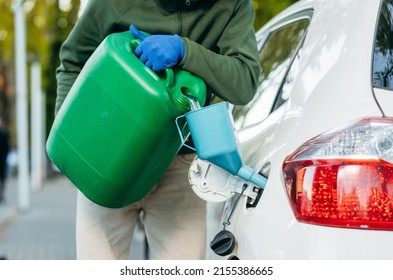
[210,230,236,256]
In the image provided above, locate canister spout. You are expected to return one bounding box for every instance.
[237,165,267,188]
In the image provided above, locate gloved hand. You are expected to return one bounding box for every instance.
[130,25,185,72]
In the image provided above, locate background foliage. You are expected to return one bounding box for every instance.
[0,0,298,146]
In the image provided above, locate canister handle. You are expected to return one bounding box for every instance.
[129,39,174,88]
[163,68,174,88]
[129,39,141,51]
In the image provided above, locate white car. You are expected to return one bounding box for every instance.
[190,0,393,259]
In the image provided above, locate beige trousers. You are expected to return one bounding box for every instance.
[76,153,207,260]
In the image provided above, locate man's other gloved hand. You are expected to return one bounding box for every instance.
[130,25,185,72]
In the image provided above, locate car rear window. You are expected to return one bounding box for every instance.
[373,0,393,90]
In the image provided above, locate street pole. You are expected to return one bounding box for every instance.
[13,0,30,212]
[30,61,44,192]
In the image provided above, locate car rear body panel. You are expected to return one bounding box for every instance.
[207,0,393,260]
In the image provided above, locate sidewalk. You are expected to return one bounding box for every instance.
[0,175,147,260]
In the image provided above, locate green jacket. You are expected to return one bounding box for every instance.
[55,0,260,114]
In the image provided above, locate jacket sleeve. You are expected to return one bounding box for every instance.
[179,0,260,105]
[55,0,116,115]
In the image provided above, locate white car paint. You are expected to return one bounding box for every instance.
[203,0,393,260]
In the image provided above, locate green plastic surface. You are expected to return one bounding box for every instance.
[46,31,206,208]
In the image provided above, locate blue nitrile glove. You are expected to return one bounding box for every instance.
[130,25,185,72]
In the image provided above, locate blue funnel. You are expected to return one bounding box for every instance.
[183,102,266,188]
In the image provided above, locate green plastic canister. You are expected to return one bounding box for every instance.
[46,31,206,208]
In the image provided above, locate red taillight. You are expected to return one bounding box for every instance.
[283,118,393,230]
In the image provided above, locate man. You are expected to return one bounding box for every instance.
[56,0,260,259]
[0,121,10,203]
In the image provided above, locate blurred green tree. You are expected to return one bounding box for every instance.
[254,0,299,29]
[0,0,80,145]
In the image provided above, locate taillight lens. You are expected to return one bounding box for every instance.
[283,117,393,230]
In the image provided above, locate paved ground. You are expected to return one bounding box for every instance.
[0,175,147,260]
